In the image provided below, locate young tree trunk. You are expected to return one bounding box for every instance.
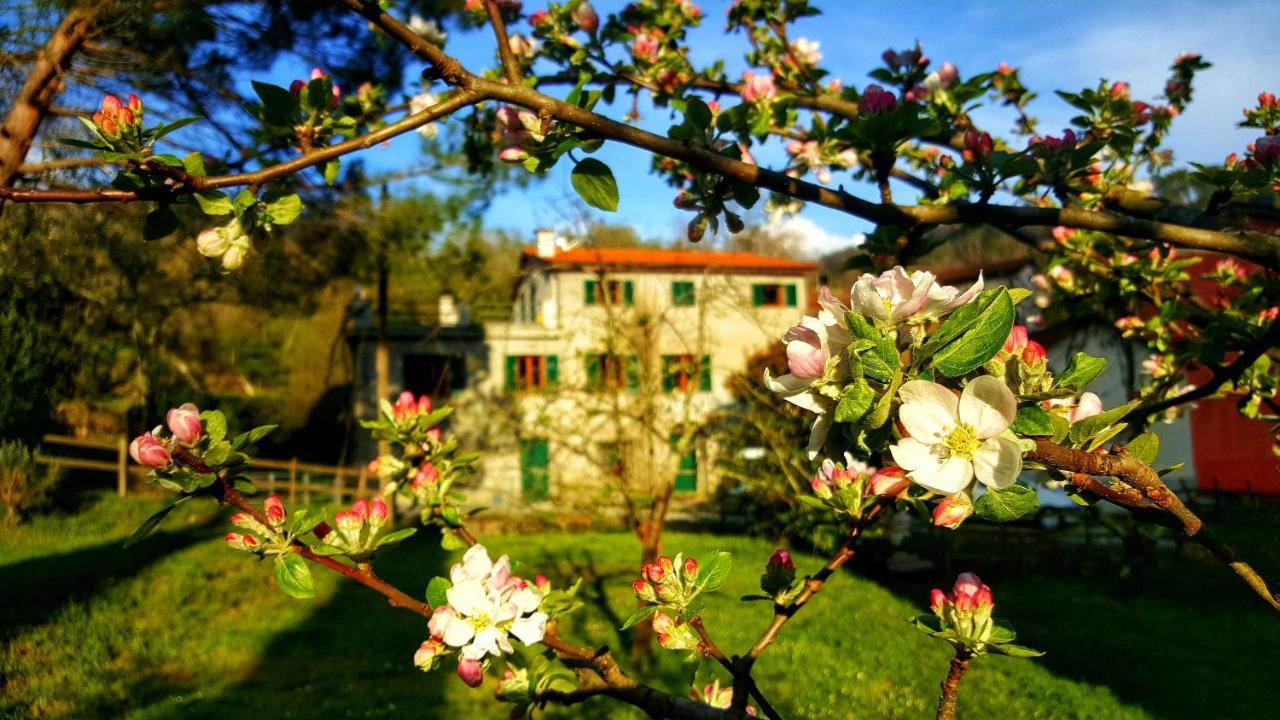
[0,5,101,188]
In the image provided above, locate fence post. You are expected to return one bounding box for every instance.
[267,471,276,494]
[357,465,368,499]
[116,435,128,497]
[288,458,298,502]
[303,472,312,505]
[334,470,344,505]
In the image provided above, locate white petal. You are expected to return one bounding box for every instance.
[441,616,475,648]
[805,411,834,460]
[446,580,489,617]
[973,437,1022,489]
[851,277,889,323]
[922,456,974,495]
[510,613,548,645]
[460,544,492,580]
[898,381,959,441]
[469,628,503,658]
[890,437,941,473]
[958,376,1017,438]
[509,587,541,615]
[764,369,812,396]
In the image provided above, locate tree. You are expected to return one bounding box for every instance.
[9,1,1280,719]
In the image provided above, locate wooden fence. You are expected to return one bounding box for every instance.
[37,434,380,505]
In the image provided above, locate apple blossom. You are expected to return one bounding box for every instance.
[740,71,777,103]
[764,298,853,456]
[790,37,821,66]
[847,267,983,338]
[165,403,202,445]
[408,91,440,139]
[570,1,599,33]
[197,218,251,271]
[933,493,973,529]
[869,466,910,498]
[129,432,170,468]
[890,376,1022,495]
[631,29,661,63]
[859,84,897,115]
[436,545,547,662]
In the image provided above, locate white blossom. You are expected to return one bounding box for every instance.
[849,267,983,339]
[436,545,547,661]
[890,376,1022,494]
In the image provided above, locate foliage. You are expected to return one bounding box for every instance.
[0,440,59,526]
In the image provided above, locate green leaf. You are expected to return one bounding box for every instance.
[846,312,900,383]
[426,576,452,608]
[678,597,706,623]
[696,551,733,593]
[203,441,231,467]
[988,621,1017,644]
[181,152,207,177]
[58,137,108,151]
[233,189,257,214]
[685,97,712,131]
[1056,352,1108,392]
[917,287,1004,364]
[377,527,417,548]
[194,191,234,216]
[570,158,619,212]
[253,81,297,127]
[1010,405,1054,436]
[973,483,1039,522]
[440,529,468,551]
[200,410,227,443]
[987,642,1045,658]
[1126,432,1160,465]
[289,507,326,536]
[323,159,341,185]
[263,193,303,226]
[620,604,658,630]
[911,613,949,638]
[232,478,257,495]
[1068,401,1139,445]
[835,379,875,424]
[931,289,1015,377]
[275,553,315,599]
[1007,287,1032,305]
[142,206,180,241]
[230,424,276,450]
[150,116,202,140]
[123,496,191,547]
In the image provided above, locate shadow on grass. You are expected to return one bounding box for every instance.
[0,516,221,644]
[854,516,1280,720]
[148,528,457,720]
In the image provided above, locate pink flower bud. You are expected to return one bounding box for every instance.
[1068,392,1104,424]
[428,606,454,639]
[427,427,442,442]
[414,462,440,488]
[289,79,305,95]
[974,585,994,609]
[740,71,777,103]
[1022,340,1047,366]
[535,574,550,590]
[659,556,674,576]
[632,579,652,598]
[953,572,983,596]
[954,590,975,613]
[859,84,897,115]
[394,390,417,417]
[370,498,389,522]
[1003,325,1028,354]
[767,549,794,571]
[652,612,675,634]
[102,94,122,115]
[783,323,826,380]
[933,494,972,530]
[643,562,664,583]
[457,658,484,687]
[351,499,369,520]
[963,130,994,159]
[571,1,599,33]
[530,9,551,26]
[335,510,360,532]
[264,495,286,524]
[1109,81,1130,99]
[498,145,528,163]
[413,639,442,669]
[129,433,170,468]
[938,62,958,87]
[930,588,947,614]
[811,474,834,500]
[683,556,698,579]
[165,402,203,445]
[869,466,910,498]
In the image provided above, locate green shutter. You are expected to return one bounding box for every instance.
[584,279,597,305]
[661,355,675,393]
[625,355,640,392]
[520,439,550,502]
[505,355,518,392]
[672,281,695,306]
[585,353,601,391]
[623,280,635,305]
[752,284,765,307]
[700,355,712,392]
[671,435,697,493]
[785,284,798,307]
[545,355,559,387]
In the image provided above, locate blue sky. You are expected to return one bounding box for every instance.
[269,0,1280,254]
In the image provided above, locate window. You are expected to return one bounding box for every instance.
[662,354,712,393]
[520,439,550,501]
[586,353,638,392]
[671,435,697,493]
[403,354,466,397]
[505,355,558,391]
[752,283,798,307]
[671,281,696,306]
[584,279,635,306]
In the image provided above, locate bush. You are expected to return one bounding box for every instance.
[0,440,59,526]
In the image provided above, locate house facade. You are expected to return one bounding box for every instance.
[348,231,817,510]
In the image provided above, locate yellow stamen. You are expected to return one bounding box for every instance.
[943,424,982,460]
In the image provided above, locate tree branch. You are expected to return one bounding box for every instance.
[1130,319,1280,419]
[482,0,523,86]
[1026,438,1280,611]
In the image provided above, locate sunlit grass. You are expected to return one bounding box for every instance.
[2,493,1275,719]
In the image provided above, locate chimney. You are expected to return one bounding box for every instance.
[535,227,557,258]
[438,290,459,326]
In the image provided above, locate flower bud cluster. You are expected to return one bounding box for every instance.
[809,455,907,517]
[197,217,252,271]
[930,572,996,646]
[759,549,798,603]
[313,498,390,558]
[495,106,549,164]
[690,679,757,716]
[92,93,144,147]
[225,495,288,553]
[129,402,208,469]
[991,325,1051,395]
[631,553,701,611]
[651,610,700,651]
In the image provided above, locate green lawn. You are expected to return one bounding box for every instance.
[2,492,1277,719]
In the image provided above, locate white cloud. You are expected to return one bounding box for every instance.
[765,214,865,258]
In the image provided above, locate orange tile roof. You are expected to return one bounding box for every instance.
[522,246,816,273]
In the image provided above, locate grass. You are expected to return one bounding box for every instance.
[1,492,1277,719]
